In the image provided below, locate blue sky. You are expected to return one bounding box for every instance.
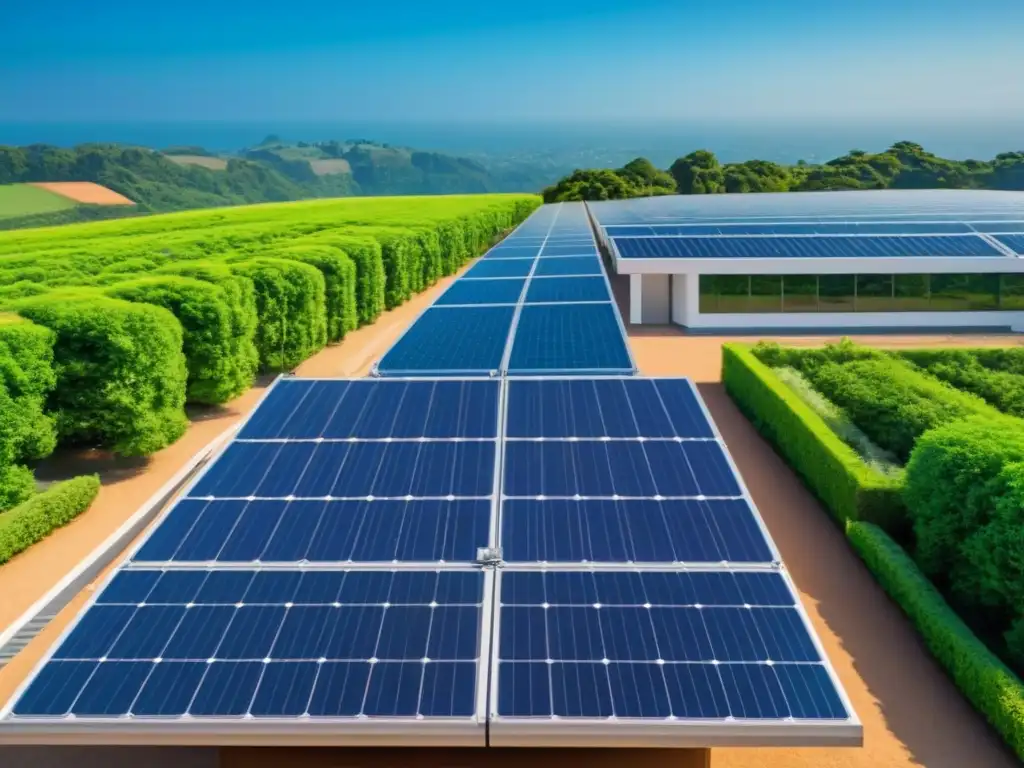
[3,0,1024,123]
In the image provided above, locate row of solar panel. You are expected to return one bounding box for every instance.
[612,234,1013,259]
[377,203,633,376]
[605,221,1024,236]
[11,569,846,725]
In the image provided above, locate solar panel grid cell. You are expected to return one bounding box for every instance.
[376,306,513,375]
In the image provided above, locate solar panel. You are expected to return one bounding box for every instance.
[995,234,1024,254]
[376,306,513,376]
[484,246,543,260]
[506,305,634,375]
[434,278,525,306]
[539,244,599,258]
[613,234,1003,259]
[524,276,611,304]
[491,568,853,746]
[12,568,487,722]
[464,259,535,279]
[974,222,1024,234]
[605,222,975,236]
[533,256,603,277]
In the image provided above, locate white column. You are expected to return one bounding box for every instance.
[630,274,643,325]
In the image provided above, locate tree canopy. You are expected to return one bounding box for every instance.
[543,142,1024,202]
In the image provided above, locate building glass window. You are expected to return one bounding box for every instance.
[856,275,894,312]
[783,275,818,312]
[819,274,855,312]
[694,273,1024,314]
[749,275,782,312]
[893,274,930,311]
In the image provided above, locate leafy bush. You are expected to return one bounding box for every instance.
[0,475,101,564]
[722,344,905,531]
[272,245,358,341]
[903,415,1024,580]
[300,233,386,326]
[0,465,36,514]
[805,357,996,462]
[105,276,247,405]
[9,293,188,456]
[752,338,885,372]
[847,520,1024,762]
[231,258,327,371]
[899,348,1024,417]
[971,347,1024,376]
[154,261,259,396]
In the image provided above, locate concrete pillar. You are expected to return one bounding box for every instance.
[629,274,643,325]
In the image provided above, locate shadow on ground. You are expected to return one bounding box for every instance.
[698,382,1019,767]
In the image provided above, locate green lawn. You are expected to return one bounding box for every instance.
[0,184,77,220]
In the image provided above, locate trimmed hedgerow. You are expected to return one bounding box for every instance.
[0,281,51,302]
[105,276,246,405]
[230,258,327,371]
[155,261,259,396]
[8,293,188,456]
[898,348,1024,418]
[299,233,386,326]
[973,347,1024,376]
[804,356,998,463]
[847,520,1024,761]
[722,343,905,531]
[903,415,1024,581]
[0,475,101,565]
[271,245,358,341]
[0,315,58,510]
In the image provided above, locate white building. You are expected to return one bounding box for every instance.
[588,190,1024,331]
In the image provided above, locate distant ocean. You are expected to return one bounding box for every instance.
[0,120,1021,166]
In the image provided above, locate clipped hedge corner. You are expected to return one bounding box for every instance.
[0,474,101,565]
[847,520,1024,761]
[722,343,905,532]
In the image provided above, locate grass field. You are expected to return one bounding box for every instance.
[0,184,77,219]
[164,154,229,170]
[310,158,352,175]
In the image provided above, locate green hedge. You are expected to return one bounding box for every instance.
[8,293,189,456]
[899,348,1024,418]
[272,245,358,342]
[230,258,327,371]
[154,261,259,397]
[0,315,58,510]
[298,233,385,326]
[904,415,1024,581]
[0,475,101,565]
[847,520,1024,761]
[973,347,1024,376]
[105,276,249,405]
[722,344,905,531]
[805,356,998,462]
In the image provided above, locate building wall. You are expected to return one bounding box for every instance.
[671,274,688,324]
[639,273,671,324]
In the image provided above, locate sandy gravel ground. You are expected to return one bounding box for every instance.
[28,182,136,206]
[0,258,1020,766]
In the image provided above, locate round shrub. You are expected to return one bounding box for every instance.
[106,276,246,405]
[0,464,36,512]
[272,245,358,341]
[0,314,58,466]
[10,292,188,456]
[231,258,327,371]
[904,415,1024,579]
[300,234,385,326]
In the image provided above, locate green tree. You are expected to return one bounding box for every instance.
[669,150,724,194]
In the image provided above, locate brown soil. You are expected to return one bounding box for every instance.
[28,182,135,206]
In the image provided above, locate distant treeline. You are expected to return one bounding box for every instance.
[542,142,1024,202]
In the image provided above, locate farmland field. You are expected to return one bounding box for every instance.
[0,184,76,219]
[165,154,230,170]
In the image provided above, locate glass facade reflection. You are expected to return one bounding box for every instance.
[699,274,1024,313]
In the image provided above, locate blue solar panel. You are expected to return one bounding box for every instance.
[606,222,975,236]
[435,279,525,306]
[377,306,513,375]
[13,569,484,719]
[506,305,633,375]
[974,222,1024,234]
[484,246,542,260]
[241,379,501,439]
[136,499,492,563]
[539,244,599,257]
[532,256,603,277]
[505,378,712,438]
[524,276,610,304]
[464,259,534,279]
[495,569,848,721]
[995,234,1024,254]
[501,498,773,564]
[502,440,741,498]
[613,234,1003,259]
[191,440,496,499]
